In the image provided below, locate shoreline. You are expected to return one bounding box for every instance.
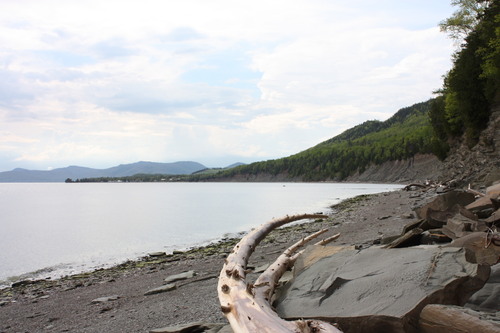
[0,188,428,333]
[0,183,403,290]
[0,230,247,291]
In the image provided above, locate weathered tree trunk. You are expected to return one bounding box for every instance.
[419,304,500,333]
[218,214,342,333]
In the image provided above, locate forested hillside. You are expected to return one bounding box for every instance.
[429,0,499,153]
[193,101,436,181]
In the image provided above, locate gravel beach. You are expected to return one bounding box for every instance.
[0,189,430,333]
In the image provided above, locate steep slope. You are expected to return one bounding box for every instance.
[200,100,438,182]
[438,99,500,187]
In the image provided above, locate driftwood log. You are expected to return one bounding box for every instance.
[419,304,500,333]
[218,214,342,333]
[467,184,486,197]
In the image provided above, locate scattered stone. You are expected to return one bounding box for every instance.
[485,208,500,224]
[400,213,415,219]
[377,215,392,220]
[442,214,479,239]
[466,263,500,311]
[446,232,500,265]
[26,312,45,319]
[253,263,270,273]
[384,228,423,248]
[99,306,112,313]
[149,322,225,333]
[64,282,84,291]
[466,195,497,212]
[91,295,120,304]
[436,186,450,194]
[380,234,401,245]
[426,208,455,228]
[402,219,424,234]
[477,207,497,219]
[414,190,475,220]
[419,304,500,333]
[144,283,177,296]
[11,280,34,288]
[177,274,218,288]
[275,246,489,333]
[164,270,196,284]
[148,252,167,257]
[420,230,452,244]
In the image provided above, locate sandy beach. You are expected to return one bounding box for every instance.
[0,188,430,333]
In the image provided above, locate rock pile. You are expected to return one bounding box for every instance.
[439,105,500,188]
[274,183,500,333]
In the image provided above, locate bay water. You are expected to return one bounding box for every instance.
[0,182,402,288]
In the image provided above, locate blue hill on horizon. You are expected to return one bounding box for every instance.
[0,161,209,182]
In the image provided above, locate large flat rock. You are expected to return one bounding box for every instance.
[275,245,490,333]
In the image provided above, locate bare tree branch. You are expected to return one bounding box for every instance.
[218,214,342,333]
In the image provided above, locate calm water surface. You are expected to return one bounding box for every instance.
[0,182,402,287]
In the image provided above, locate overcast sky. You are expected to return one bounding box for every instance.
[0,0,455,171]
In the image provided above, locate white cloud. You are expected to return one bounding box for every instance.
[0,0,455,171]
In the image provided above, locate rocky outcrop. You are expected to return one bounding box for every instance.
[349,101,500,186]
[439,103,500,187]
[346,154,443,184]
[271,186,500,333]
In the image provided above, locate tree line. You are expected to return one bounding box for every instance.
[429,0,498,154]
[194,100,436,181]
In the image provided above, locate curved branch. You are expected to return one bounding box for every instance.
[218,214,342,333]
[315,233,341,246]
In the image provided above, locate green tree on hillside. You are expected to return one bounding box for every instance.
[439,0,492,43]
[430,0,499,148]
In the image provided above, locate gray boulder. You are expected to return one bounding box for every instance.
[414,190,475,220]
[164,270,196,284]
[446,232,500,265]
[144,283,177,296]
[275,245,489,333]
[466,263,500,311]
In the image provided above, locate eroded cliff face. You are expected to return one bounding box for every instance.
[439,102,500,187]
[218,103,499,185]
[345,154,443,184]
[348,101,500,186]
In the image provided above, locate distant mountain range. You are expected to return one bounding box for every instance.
[0,161,212,182]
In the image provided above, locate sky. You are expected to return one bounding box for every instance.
[0,0,456,171]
